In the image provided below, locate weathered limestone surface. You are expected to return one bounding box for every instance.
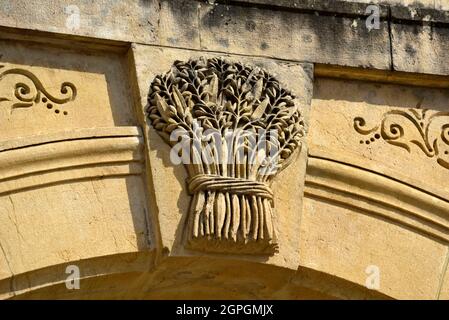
[0,0,160,44]
[391,24,449,75]
[2,0,449,76]
[1,0,449,300]
[0,177,149,277]
[300,197,448,299]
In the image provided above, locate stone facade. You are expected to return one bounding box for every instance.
[1,0,449,299]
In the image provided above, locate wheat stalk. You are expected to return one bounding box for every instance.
[147,57,304,255]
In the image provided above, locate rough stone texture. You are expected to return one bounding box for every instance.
[198,2,390,69]
[5,0,449,76]
[0,0,391,70]
[4,0,449,76]
[391,24,449,76]
[240,0,449,11]
[0,0,159,44]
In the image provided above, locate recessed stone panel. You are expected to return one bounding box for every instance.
[309,77,449,200]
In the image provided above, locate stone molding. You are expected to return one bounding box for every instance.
[305,156,449,243]
[0,127,144,195]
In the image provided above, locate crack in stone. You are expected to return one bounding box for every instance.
[7,196,24,241]
[0,238,15,295]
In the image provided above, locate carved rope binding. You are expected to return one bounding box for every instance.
[354,108,449,170]
[0,65,77,114]
[147,57,304,255]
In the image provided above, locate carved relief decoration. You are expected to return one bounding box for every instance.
[147,57,304,255]
[0,64,77,115]
[354,108,449,170]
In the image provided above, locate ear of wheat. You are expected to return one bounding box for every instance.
[147,57,304,255]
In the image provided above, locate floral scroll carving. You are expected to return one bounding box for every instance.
[147,57,305,255]
[0,65,77,115]
[354,108,449,170]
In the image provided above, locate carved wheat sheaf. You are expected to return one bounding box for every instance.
[147,57,304,255]
[354,108,449,170]
[0,65,77,114]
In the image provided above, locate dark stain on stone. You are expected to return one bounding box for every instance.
[428,25,434,41]
[138,0,153,8]
[202,5,228,29]
[167,37,178,45]
[364,90,378,104]
[218,38,229,48]
[260,42,269,50]
[411,24,421,36]
[185,30,197,41]
[246,20,256,32]
[405,44,417,56]
[302,34,313,43]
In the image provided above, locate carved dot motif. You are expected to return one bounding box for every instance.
[0,67,76,118]
[55,109,60,114]
[353,109,449,171]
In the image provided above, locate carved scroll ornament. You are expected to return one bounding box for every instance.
[0,64,76,115]
[147,57,305,255]
[354,108,449,170]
